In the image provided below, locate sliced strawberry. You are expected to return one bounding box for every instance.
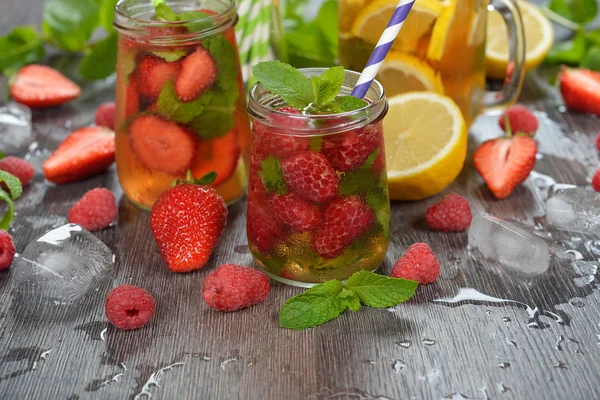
[559,67,600,116]
[137,55,181,100]
[191,128,240,186]
[175,45,218,101]
[473,135,537,199]
[43,126,115,184]
[322,122,382,172]
[268,193,322,232]
[10,65,81,108]
[129,115,195,176]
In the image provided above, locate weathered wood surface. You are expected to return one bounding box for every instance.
[1,2,600,399]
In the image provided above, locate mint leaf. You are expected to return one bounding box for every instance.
[252,61,315,109]
[259,156,287,194]
[311,66,344,105]
[316,0,338,59]
[279,280,346,330]
[79,32,118,80]
[42,0,100,52]
[320,96,368,113]
[366,187,390,238]
[548,0,597,24]
[151,49,188,62]
[153,0,178,21]
[545,32,587,65]
[203,35,239,94]
[585,29,600,47]
[179,11,215,32]
[0,171,23,230]
[0,27,45,72]
[364,148,380,169]
[187,90,235,139]
[345,271,417,308]
[337,288,361,312]
[581,46,600,71]
[99,0,118,32]
[157,81,205,123]
[339,168,377,196]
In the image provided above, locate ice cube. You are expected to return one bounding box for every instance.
[546,186,600,236]
[12,224,114,307]
[468,214,551,279]
[0,102,34,155]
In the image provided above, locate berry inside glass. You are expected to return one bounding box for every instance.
[113,0,250,209]
[247,69,390,286]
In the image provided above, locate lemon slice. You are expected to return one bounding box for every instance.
[377,52,444,95]
[352,0,443,52]
[383,92,467,200]
[426,0,458,61]
[486,1,554,79]
[339,0,367,32]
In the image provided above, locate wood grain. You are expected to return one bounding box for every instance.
[2,2,600,399]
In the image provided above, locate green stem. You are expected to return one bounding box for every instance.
[539,6,582,31]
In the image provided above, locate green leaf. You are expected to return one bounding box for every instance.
[0,26,45,72]
[179,11,214,32]
[545,32,587,65]
[339,168,377,196]
[186,90,236,139]
[366,187,390,238]
[0,171,23,230]
[79,32,118,80]
[581,46,600,71]
[195,171,217,185]
[345,270,418,308]
[285,26,336,68]
[584,29,600,47]
[202,35,239,94]
[157,81,205,123]
[279,280,346,330]
[150,49,188,62]
[320,95,368,113]
[548,0,597,24]
[364,148,379,168]
[310,66,344,106]
[252,61,315,109]
[259,156,287,194]
[99,0,118,32]
[337,287,361,312]
[42,0,101,52]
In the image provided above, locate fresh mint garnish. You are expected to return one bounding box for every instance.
[154,0,178,21]
[79,32,118,80]
[320,96,369,113]
[259,156,287,194]
[157,81,205,123]
[310,66,344,105]
[153,1,213,30]
[0,171,23,230]
[280,270,417,330]
[0,27,45,72]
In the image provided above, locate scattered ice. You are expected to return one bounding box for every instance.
[546,186,600,236]
[392,360,406,373]
[0,102,34,155]
[468,215,552,279]
[12,224,114,308]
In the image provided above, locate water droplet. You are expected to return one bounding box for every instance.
[392,359,406,373]
[565,249,584,260]
[363,360,375,365]
[396,341,411,348]
[220,358,237,370]
[556,335,564,351]
[100,328,107,341]
[485,310,492,315]
[202,356,211,361]
[497,383,511,393]
[553,361,568,369]
[502,317,511,322]
[134,357,188,400]
[584,240,600,255]
[506,339,517,347]
[570,299,585,308]
[422,338,436,346]
[497,362,511,369]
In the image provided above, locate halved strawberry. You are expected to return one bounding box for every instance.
[129,115,195,176]
[137,55,181,100]
[43,126,115,184]
[10,65,81,108]
[175,45,217,101]
[191,128,240,186]
[559,67,600,116]
[473,135,537,199]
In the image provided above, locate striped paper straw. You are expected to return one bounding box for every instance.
[234,0,273,83]
[351,0,416,99]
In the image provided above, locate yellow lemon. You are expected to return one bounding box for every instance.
[377,52,444,96]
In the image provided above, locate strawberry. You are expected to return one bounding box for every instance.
[323,122,382,172]
[559,67,600,116]
[43,126,115,184]
[10,65,81,108]
[473,135,537,199]
[312,196,374,258]
[150,175,227,273]
[191,128,240,187]
[268,193,321,232]
[137,55,181,100]
[175,45,217,101]
[281,151,339,203]
[129,115,195,176]
[246,200,282,252]
[592,168,600,192]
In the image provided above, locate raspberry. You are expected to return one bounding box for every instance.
[592,169,600,192]
[95,102,116,130]
[425,193,472,232]
[323,122,382,172]
[312,196,374,258]
[498,105,538,136]
[253,120,310,159]
[0,230,16,270]
[391,243,440,285]
[596,132,600,151]
[268,193,321,232]
[202,264,270,311]
[281,151,338,203]
[246,201,283,252]
[68,188,118,231]
[0,156,34,185]
[105,285,156,330]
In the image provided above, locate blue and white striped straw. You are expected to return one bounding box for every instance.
[351,0,416,99]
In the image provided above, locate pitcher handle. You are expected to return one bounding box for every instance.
[483,0,526,111]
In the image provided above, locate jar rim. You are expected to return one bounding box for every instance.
[247,68,388,137]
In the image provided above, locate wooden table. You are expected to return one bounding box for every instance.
[2,2,600,399]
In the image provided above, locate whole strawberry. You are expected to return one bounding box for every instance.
[559,67,600,116]
[150,173,227,273]
[498,105,538,136]
[425,193,472,232]
[391,243,439,285]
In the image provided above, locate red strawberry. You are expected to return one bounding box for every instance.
[498,105,538,136]
[95,102,116,130]
[0,156,34,185]
[473,135,537,199]
[312,196,374,258]
[281,152,339,203]
[191,129,240,186]
[268,193,321,232]
[129,115,195,176]
[150,180,227,273]
[10,65,81,108]
[559,67,600,116]
[137,55,181,100]
[323,122,382,172]
[175,46,217,101]
[246,200,282,252]
[43,126,115,184]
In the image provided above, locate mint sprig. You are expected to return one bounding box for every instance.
[259,156,287,194]
[0,171,23,230]
[279,270,417,330]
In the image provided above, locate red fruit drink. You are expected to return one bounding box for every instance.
[246,69,391,286]
[113,0,250,209]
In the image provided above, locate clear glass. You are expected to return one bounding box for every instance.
[113,0,251,209]
[246,69,390,287]
[338,0,525,126]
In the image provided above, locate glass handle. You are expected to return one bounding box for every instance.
[483,0,526,111]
